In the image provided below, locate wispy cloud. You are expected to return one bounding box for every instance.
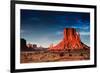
[71,26,90,30]
[56,31,63,35]
[80,32,90,35]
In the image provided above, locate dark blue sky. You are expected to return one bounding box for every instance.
[21,9,90,47]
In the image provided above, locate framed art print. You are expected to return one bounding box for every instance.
[10,0,97,73]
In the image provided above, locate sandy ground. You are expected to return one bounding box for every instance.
[20,49,90,63]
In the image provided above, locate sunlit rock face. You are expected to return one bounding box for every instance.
[49,28,89,51]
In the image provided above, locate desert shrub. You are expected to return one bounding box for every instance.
[69,53,72,56]
[59,53,64,57]
[80,53,83,56]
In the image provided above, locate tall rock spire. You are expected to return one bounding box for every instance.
[49,28,89,51]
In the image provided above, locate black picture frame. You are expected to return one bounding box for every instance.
[10,0,97,73]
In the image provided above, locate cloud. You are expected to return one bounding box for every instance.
[56,31,63,35]
[70,20,90,30]
[71,26,90,30]
[80,32,90,35]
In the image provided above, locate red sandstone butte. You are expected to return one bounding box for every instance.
[49,28,89,51]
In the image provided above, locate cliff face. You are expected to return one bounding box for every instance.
[49,28,89,51]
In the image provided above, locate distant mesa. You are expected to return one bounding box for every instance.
[21,38,27,51]
[21,38,48,51]
[49,28,89,51]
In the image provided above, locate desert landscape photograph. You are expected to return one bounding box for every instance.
[20,9,90,63]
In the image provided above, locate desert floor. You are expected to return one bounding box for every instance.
[20,49,90,63]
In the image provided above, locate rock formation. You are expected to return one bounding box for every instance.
[49,28,89,51]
